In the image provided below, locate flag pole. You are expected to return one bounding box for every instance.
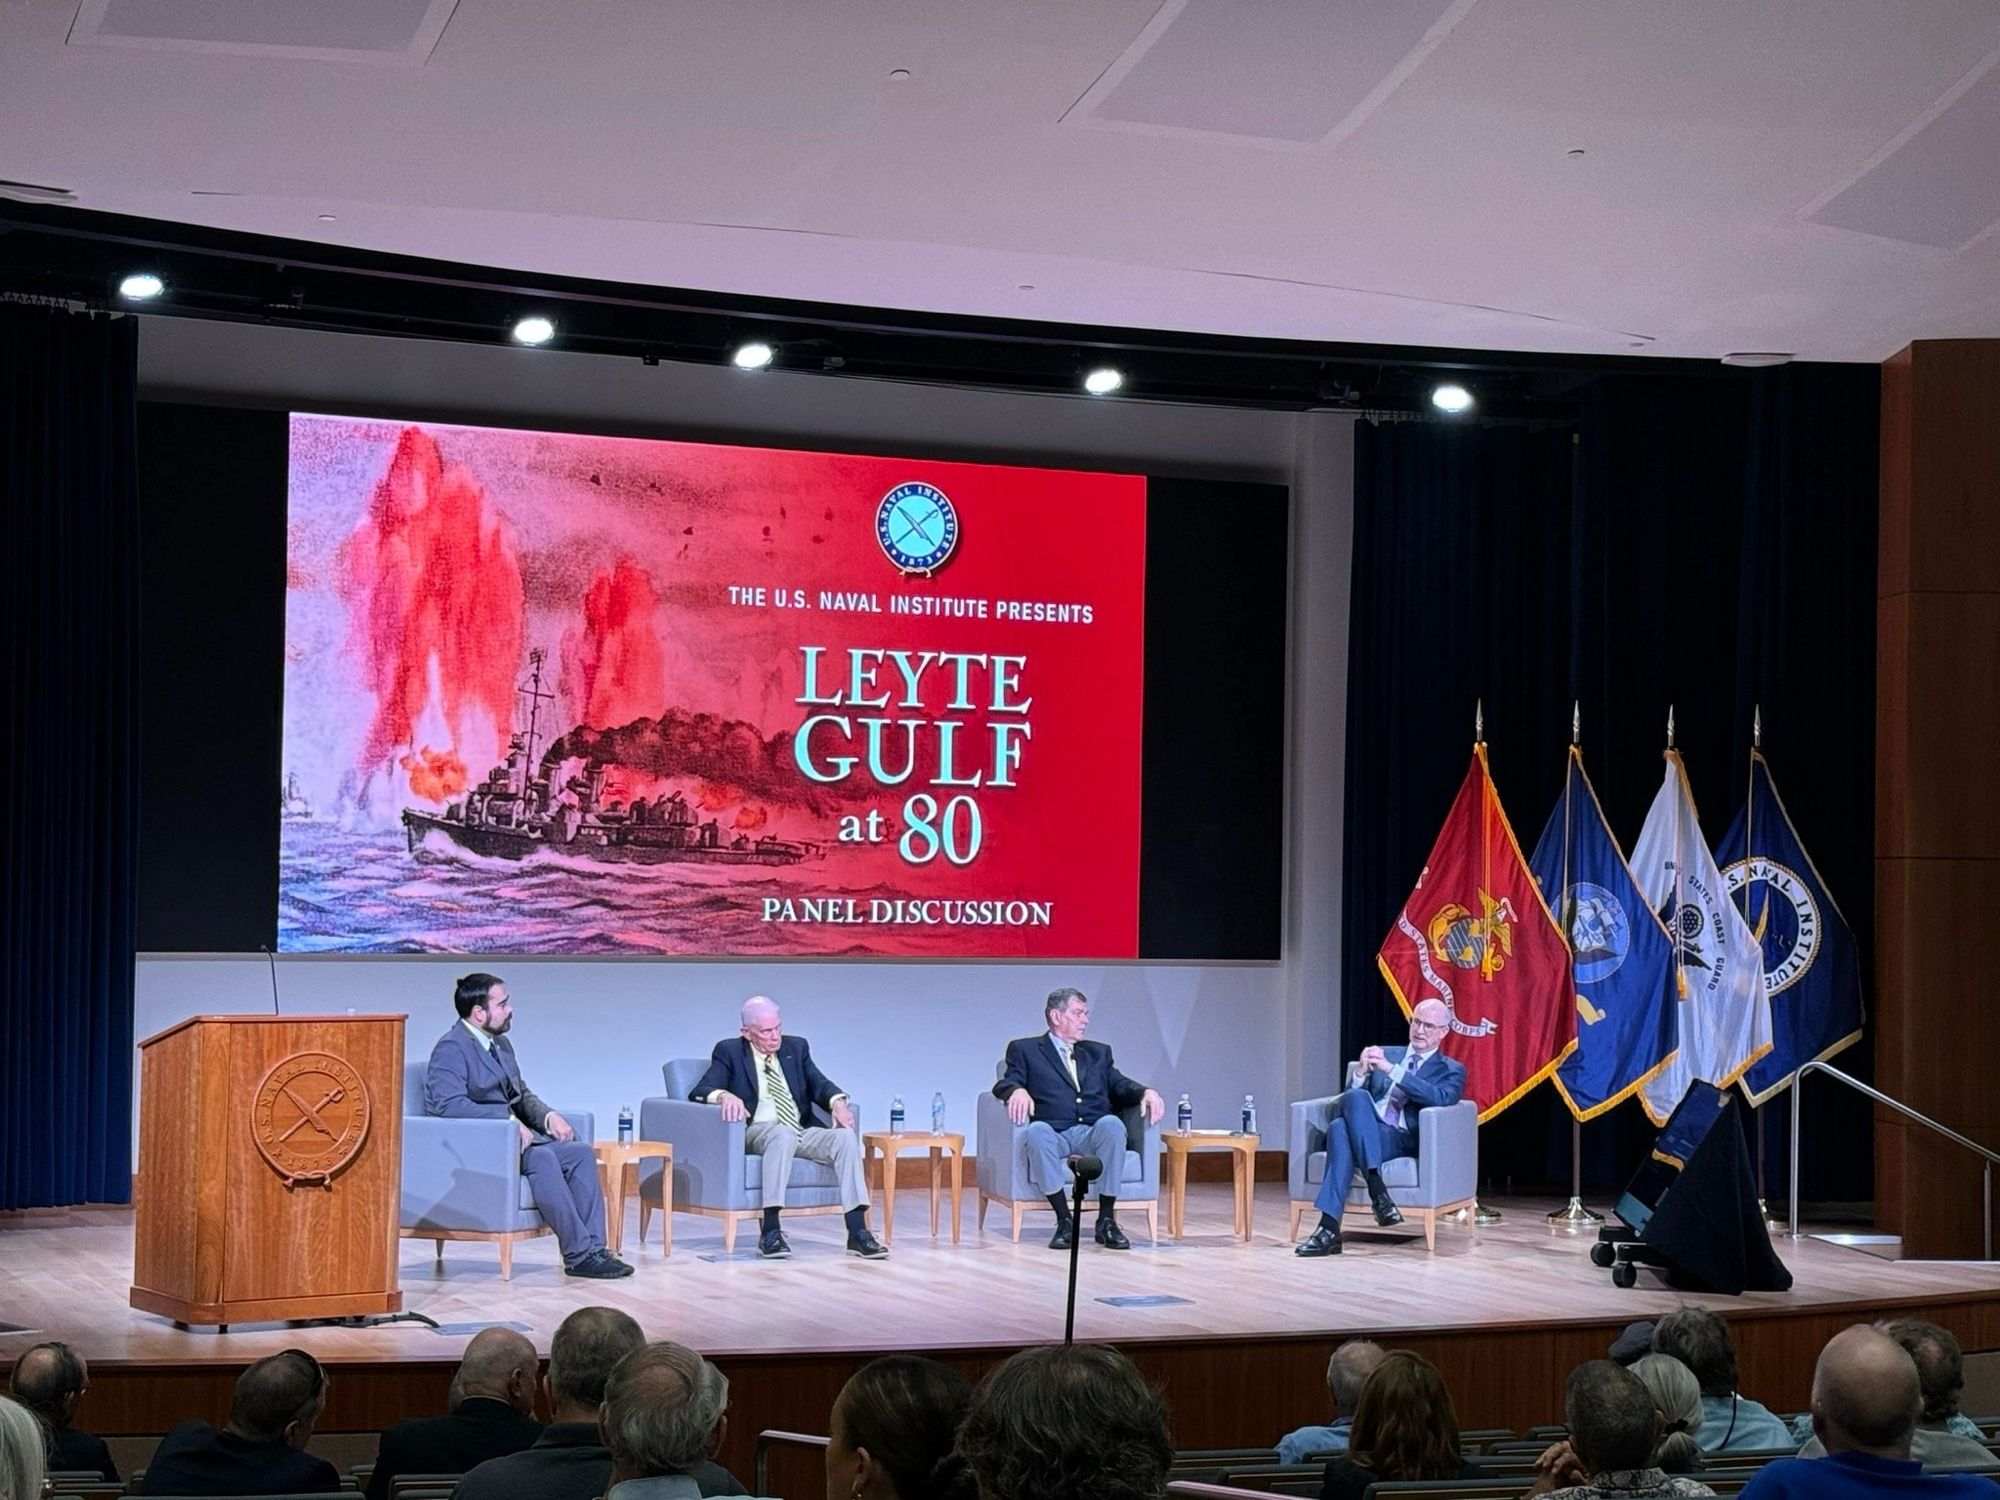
[1747,706,1780,1227]
[1448,701,1505,1229]
[1550,702,1604,1230]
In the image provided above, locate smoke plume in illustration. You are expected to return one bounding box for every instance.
[560,557,666,730]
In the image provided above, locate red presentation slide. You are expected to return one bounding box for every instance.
[279,413,1147,957]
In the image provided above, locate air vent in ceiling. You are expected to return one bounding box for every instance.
[68,0,460,64]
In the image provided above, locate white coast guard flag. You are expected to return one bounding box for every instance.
[1629,751,1772,1124]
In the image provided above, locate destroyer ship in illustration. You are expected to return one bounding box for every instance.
[401,650,817,867]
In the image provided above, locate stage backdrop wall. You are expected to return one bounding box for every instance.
[131,319,1353,1163]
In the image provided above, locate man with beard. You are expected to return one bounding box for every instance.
[425,972,632,1279]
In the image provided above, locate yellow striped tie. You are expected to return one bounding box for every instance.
[763,1054,800,1130]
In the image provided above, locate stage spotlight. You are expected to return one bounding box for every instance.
[1431,382,1474,414]
[1083,366,1123,395]
[118,272,166,300]
[732,341,776,370]
[512,315,556,346]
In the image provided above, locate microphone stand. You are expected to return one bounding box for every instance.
[1063,1155,1101,1346]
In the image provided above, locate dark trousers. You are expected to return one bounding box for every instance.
[521,1139,606,1266]
[1312,1087,1418,1218]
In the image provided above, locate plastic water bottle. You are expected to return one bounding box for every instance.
[890,1095,906,1135]
[1241,1094,1257,1137]
[1176,1093,1193,1137]
[617,1105,633,1145]
[930,1091,946,1134]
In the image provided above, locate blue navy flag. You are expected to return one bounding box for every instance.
[1723,751,1864,1104]
[1528,747,1680,1120]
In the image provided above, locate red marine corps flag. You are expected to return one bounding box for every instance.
[1379,742,1576,1121]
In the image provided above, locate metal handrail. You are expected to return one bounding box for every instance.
[1789,1060,1999,1259]
[752,1429,828,1496]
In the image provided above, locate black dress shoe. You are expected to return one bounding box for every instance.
[1094,1217,1132,1251]
[1294,1226,1343,1257]
[1371,1193,1404,1227]
[565,1250,630,1279]
[1048,1220,1075,1250]
[757,1227,793,1259]
[846,1231,890,1260]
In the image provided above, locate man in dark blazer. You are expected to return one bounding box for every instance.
[366,1329,541,1500]
[995,987,1166,1251]
[141,1351,341,1496]
[425,972,632,1279]
[1296,997,1467,1258]
[691,996,885,1261]
[9,1341,118,1481]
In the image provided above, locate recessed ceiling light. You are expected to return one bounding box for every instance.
[118,272,166,300]
[1566,148,1587,158]
[1082,366,1124,396]
[511,315,556,346]
[316,213,338,222]
[1719,352,1794,368]
[1431,383,1474,414]
[889,68,912,81]
[732,341,775,370]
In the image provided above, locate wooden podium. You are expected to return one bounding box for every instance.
[131,1015,405,1326]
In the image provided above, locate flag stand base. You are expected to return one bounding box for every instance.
[1446,1201,1504,1227]
[1546,1197,1605,1232]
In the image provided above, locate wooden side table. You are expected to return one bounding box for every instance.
[595,1140,672,1256]
[1162,1130,1260,1242]
[861,1130,966,1245]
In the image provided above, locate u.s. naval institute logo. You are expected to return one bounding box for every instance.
[1723,856,1820,994]
[876,482,959,575]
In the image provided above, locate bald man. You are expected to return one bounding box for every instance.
[1740,1326,1995,1498]
[1296,998,1467,1257]
[692,997,884,1261]
[367,1330,541,1500]
[9,1342,117,1481]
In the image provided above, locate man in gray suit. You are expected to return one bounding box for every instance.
[425,972,632,1279]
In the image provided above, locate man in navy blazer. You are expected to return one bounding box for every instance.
[995,987,1165,1251]
[1296,996,1467,1258]
[691,995,886,1261]
[425,972,632,1279]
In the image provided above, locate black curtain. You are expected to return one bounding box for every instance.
[0,304,140,1209]
[1341,363,1879,1205]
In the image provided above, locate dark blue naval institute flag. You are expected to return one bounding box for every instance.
[1529,747,1679,1120]
[1724,751,1864,1105]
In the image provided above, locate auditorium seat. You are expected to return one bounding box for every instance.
[637,1058,861,1254]
[1285,1079,1477,1251]
[397,1062,595,1278]
[973,1080,1160,1242]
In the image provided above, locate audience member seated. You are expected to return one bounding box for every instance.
[1741,1325,1995,1498]
[1628,1355,1706,1475]
[0,1395,48,1500]
[1650,1308,1796,1454]
[824,1355,974,1500]
[601,1342,772,1500]
[954,1344,1172,1500]
[1526,1361,1715,1498]
[454,1309,744,1500]
[8,1340,118,1481]
[1317,1351,1487,1500]
[1277,1340,1383,1466]
[141,1350,341,1496]
[1796,1320,1994,1471]
[368,1329,542,1500]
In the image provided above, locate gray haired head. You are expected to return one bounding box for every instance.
[602,1342,729,1477]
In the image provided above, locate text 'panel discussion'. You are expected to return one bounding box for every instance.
[6,6,2000,1500]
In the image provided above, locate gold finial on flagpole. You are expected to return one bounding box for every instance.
[1754,703,1762,750]
[1666,704,1676,749]
[1572,701,1581,748]
[1475,699,1484,745]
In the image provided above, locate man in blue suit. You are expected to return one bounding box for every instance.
[691,995,886,1261]
[995,987,1165,1251]
[424,973,632,1279]
[1296,997,1466,1258]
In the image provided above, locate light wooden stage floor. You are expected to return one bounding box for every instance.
[6,1181,1998,1367]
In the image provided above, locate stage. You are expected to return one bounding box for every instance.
[7,1181,2000,1491]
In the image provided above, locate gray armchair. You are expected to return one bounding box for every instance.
[975,1087,1161,1242]
[636,1059,857,1255]
[398,1063,595,1279]
[1286,1070,1475,1251]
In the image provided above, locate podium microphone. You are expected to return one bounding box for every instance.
[1063,1154,1104,1345]
[260,944,280,1016]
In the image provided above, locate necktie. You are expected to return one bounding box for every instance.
[1379,1054,1416,1129]
[762,1054,800,1130]
[1059,1042,1079,1088]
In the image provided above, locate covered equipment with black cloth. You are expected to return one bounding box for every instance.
[1591,1082,1793,1294]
